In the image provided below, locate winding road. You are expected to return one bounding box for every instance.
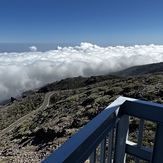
[0,91,55,136]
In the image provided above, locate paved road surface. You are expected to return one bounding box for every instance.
[0,92,55,136]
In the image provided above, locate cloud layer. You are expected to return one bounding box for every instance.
[0,42,163,102]
[29,46,37,52]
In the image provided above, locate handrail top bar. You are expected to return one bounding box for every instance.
[121,100,163,124]
[106,96,163,109]
[105,96,137,109]
[107,96,163,124]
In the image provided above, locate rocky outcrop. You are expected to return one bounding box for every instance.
[11,97,17,103]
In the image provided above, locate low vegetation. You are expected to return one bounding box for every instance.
[0,93,44,131]
[0,72,163,162]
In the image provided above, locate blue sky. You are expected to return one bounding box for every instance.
[0,0,163,46]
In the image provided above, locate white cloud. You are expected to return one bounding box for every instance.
[0,42,163,102]
[29,46,37,52]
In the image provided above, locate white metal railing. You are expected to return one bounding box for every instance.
[42,96,163,163]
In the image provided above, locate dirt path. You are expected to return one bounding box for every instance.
[0,92,55,136]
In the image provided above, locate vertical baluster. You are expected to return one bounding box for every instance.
[90,150,96,163]
[113,115,129,163]
[100,137,106,163]
[152,124,163,163]
[107,129,114,163]
[135,118,144,163]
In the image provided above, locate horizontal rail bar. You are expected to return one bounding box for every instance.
[126,141,152,162]
[120,100,163,124]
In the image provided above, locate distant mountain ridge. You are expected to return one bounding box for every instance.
[37,75,122,93]
[111,62,163,76]
[1,62,162,105]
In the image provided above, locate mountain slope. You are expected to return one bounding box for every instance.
[111,62,163,76]
[37,75,122,93]
[0,72,163,162]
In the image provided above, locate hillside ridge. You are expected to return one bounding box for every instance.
[0,63,163,162]
[111,62,163,76]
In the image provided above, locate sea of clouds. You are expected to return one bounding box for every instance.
[0,42,163,103]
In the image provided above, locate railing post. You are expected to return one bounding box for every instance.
[151,124,163,163]
[113,115,129,163]
[42,97,163,163]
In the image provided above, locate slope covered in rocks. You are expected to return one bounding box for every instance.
[0,72,163,162]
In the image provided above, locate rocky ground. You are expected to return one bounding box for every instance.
[0,72,163,162]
